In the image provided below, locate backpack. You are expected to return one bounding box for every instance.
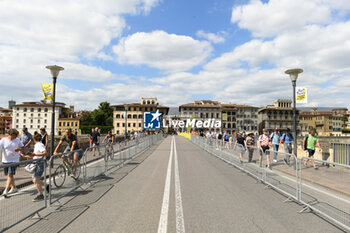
[218,134,222,140]
[303,135,309,150]
[224,134,229,140]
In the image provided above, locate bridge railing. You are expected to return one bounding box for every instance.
[0,133,163,232]
[331,142,350,166]
[190,135,350,232]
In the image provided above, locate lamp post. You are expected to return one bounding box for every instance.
[285,68,303,158]
[46,65,64,156]
[124,104,128,139]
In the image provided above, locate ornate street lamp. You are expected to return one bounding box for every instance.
[285,68,303,159]
[46,65,64,155]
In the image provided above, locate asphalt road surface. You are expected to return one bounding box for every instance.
[17,136,345,233]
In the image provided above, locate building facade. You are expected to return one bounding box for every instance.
[112,98,169,135]
[235,105,258,134]
[258,99,300,134]
[299,109,346,136]
[179,100,222,132]
[12,101,66,135]
[221,104,237,134]
[0,108,13,134]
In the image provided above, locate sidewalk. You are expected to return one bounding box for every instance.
[219,145,350,197]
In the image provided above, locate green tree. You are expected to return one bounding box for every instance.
[98,102,113,117]
[80,111,93,126]
[91,109,106,125]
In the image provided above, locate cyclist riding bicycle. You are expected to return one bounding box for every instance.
[53,128,83,178]
[102,131,114,149]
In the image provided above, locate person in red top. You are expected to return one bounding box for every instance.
[258,128,271,169]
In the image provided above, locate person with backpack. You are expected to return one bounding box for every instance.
[216,131,223,149]
[245,132,255,162]
[281,128,294,166]
[303,128,321,169]
[258,128,271,169]
[270,128,281,163]
[234,132,246,164]
[224,131,230,149]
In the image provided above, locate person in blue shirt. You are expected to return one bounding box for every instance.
[281,128,294,166]
[270,128,281,163]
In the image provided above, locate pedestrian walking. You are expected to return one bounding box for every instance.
[270,128,281,163]
[20,133,49,202]
[91,127,100,156]
[281,128,294,166]
[258,128,271,169]
[20,127,32,155]
[89,128,95,148]
[234,133,246,164]
[303,128,321,169]
[0,129,24,197]
[40,128,48,150]
[224,131,230,149]
[245,132,255,162]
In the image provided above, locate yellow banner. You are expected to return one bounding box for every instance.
[222,113,227,121]
[296,87,307,103]
[42,84,53,100]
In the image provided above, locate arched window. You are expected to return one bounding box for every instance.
[116,114,120,118]
[138,114,143,119]
[127,114,131,119]
[152,100,155,104]
[133,114,137,119]
[147,100,150,104]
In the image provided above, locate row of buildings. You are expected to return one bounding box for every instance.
[8,100,80,136]
[1,98,350,137]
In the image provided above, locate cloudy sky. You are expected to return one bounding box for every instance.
[1,0,350,110]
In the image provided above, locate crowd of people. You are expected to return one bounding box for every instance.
[194,127,322,170]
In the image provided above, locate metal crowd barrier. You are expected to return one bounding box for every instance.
[331,142,350,166]
[299,157,350,231]
[0,134,163,232]
[0,158,47,231]
[190,135,350,232]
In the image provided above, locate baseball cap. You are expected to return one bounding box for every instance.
[263,128,268,132]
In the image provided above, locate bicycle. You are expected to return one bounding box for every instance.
[53,154,81,188]
[104,143,114,161]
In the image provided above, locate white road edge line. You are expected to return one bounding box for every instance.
[174,137,185,233]
[157,136,174,233]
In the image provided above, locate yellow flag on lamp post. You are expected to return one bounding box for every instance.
[42,84,53,100]
[296,87,307,103]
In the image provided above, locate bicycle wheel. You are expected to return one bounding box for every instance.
[53,165,66,188]
[73,161,81,179]
[109,147,114,160]
[104,148,108,162]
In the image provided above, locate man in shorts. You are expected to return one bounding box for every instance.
[258,128,271,169]
[54,128,83,177]
[91,127,100,156]
[303,128,321,169]
[0,129,25,196]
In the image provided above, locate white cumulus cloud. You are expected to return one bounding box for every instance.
[196,30,226,44]
[113,30,213,73]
